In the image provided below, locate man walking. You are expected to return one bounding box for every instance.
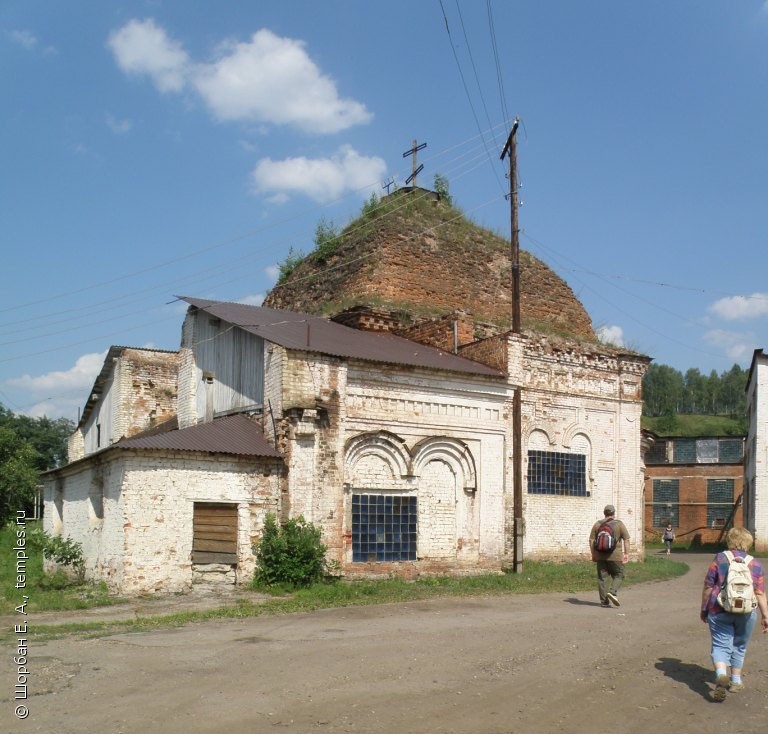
[589,504,630,607]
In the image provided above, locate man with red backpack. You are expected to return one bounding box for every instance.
[589,504,630,608]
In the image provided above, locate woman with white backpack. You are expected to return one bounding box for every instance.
[700,527,768,701]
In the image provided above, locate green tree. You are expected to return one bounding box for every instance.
[0,426,38,525]
[313,217,340,261]
[682,368,707,414]
[0,406,73,471]
[434,173,452,205]
[718,364,747,418]
[642,364,684,417]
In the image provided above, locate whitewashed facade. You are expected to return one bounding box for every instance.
[45,299,649,594]
[44,447,282,594]
[746,349,768,552]
[517,334,647,559]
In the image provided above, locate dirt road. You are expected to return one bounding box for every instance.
[3,553,768,734]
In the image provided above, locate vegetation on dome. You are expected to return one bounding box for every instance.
[267,175,596,343]
[275,175,468,287]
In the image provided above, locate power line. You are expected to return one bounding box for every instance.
[487,0,510,125]
[438,0,507,196]
[1,122,508,326]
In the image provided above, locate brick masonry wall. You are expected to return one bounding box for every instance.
[177,312,197,429]
[71,348,179,460]
[46,450,284,595]
[43,459,126,589]
[395,313,475,353]
[122,348,178,436]
[643,464,744,546]
[517,334,648,562]
[265,222,596,341]
[273,348,511,577]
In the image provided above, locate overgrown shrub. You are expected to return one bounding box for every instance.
[312,217,340,262]
[276,246,306,285]
[28,527,85,582]
[434,173,452,205]
[253,514,328,588]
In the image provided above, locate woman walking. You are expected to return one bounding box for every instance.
[662,524,675,555]
[700,527,768,701]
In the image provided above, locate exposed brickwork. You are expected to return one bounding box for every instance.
[264,192,596,341]
[643,463,744,546]
[70,348,179,461]
[459,334,509,372]
[395,312,475,352]
[331,306,402,332]
[122,348,178,436]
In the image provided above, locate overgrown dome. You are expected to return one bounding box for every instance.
[264,188,596,341]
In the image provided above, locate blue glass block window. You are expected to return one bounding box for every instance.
[527,451,587,496]
[673,439,696,464]
[652,479,679,527]
[351,494,417,562]
[718,439,743,464]
[707,479,734,528]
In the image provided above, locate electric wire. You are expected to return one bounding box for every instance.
[438,0,507,196]
[0,120,509,330]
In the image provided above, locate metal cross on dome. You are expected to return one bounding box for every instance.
[403,139,427,186]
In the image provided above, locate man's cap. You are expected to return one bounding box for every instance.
[604,504,616,516]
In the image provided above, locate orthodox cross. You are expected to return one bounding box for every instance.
[402,139,427,186]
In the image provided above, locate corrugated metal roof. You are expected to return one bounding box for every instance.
[117,413,281,458]
[178,296,503,377]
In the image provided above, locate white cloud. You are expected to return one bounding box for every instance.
[5,351,108,420]
[9,29,37,49]
[106,113,133,135]
[251,145,386,203]
[236,293,265,306]
[107,18,189,93]
[193,29,371,133]
[7,351,107,394]
[703,329,754,363]
[265,264,280,282]
[107,21,371,134]
[596,324,624,347]
[709,293,768,321]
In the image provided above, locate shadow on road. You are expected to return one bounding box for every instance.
[563,597,605,607]
[655,657,712,700]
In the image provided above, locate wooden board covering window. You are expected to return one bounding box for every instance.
[192,503,238,565]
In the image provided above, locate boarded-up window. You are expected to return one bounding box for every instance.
[645,440,668,465]
[192,503,238,565]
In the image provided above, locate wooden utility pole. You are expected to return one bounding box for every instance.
[501,118,523,573]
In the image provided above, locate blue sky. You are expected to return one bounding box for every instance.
[3,1,768,421]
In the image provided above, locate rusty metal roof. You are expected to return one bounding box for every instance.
[179,296,503,377]
[117,413,281,458]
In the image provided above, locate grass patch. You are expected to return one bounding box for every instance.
[0,521,123,615]
[4,555,689,641]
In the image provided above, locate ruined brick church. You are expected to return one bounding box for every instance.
[45,188,649,594]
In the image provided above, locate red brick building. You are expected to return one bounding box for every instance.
[643,434,745,546]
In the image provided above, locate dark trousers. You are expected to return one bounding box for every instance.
[596,559,625,602]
